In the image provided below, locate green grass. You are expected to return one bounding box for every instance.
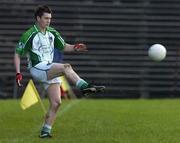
[1,99,180,143]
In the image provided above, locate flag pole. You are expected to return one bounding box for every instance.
[36,93,47,115]
[30,80,47,114]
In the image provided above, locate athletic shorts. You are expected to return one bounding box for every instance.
[30,62,61,90]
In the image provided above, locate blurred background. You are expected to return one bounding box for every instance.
[1,0,180,99]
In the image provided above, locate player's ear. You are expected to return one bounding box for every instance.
[37,16,41,22]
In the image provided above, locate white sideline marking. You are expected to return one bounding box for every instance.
[59,100,81,116]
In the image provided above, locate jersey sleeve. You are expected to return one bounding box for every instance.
[54,31,66,51]
[48,27,66,51]
[15,28,35,56]
[15,34,27,56]
[16,34,32,56]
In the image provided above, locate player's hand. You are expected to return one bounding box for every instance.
[16,73,23,87]
[74,43,88,52]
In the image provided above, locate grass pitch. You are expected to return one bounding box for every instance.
[0,99,180,143]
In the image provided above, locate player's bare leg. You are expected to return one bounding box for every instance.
[39,83,61,138]
[47,63,80,84]
[47,63,105,96]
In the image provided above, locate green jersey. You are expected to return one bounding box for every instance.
[15,24,66,68]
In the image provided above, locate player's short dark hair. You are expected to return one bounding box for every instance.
[34,5,52,20]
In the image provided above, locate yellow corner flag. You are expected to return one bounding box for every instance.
[59,76,76,98]
[59,76,70,92]
[20,80,39,110]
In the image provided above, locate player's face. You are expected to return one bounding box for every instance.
[37,12,52,29]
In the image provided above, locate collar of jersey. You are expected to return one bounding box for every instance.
[34,24,49,35]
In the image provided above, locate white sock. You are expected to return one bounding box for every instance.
[44,124,52,130]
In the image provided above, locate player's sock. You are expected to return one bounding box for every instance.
[76,79,89,90]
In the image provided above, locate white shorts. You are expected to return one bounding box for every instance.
[30,62,61,90]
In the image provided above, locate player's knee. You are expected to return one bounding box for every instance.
[64,63,72,69]
[63,63,72,73]
[52,100,61,109]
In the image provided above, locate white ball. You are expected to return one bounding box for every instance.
[148,44,166,61]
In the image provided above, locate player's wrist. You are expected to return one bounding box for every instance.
[73,43,81,51]
[16,72,21,76]
[73,43,87,52]
[16,73,22,80]
[15,73,23,87]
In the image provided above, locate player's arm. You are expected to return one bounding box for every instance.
[52,28,88,52]
[14,35,26,87]
[14,53,20,73]
[14,53,23,87]
[64,43,88,52]
[14,28,33,87]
